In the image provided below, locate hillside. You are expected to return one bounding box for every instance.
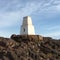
[0,35,60,60]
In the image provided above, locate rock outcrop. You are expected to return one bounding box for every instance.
[0,35,60,60]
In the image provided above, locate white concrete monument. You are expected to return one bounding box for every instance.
[20,16,35,35]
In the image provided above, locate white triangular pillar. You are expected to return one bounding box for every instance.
[20,16,35,35]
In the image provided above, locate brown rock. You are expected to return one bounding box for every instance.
[0,35,59,60]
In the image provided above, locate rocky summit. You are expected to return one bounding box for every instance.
[0,35,60,60]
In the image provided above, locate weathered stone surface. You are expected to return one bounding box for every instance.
[0,35,60,60]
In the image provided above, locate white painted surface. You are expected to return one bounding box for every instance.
[20,16,35,35]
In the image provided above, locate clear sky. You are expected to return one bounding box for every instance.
[0,0,60,39]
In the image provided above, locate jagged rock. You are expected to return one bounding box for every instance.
[0,35,60,60]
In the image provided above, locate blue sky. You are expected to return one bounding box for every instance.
[0,0,60,39]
